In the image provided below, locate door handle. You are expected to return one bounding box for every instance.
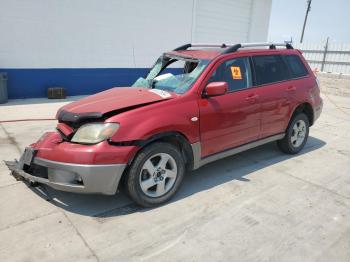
[286,86,296,91]
[245,94,259,102]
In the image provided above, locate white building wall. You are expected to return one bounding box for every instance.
[192,0,252,43]
[0,0,272,69]
[248,0,272,42]
[0,0,193,68]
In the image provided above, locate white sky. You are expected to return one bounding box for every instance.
[268,0,350,43]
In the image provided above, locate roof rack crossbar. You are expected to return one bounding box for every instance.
[222,44,242,53]
[173,44,192,51]
[173,43,230,51]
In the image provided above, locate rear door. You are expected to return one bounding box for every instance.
[282,54,311,124]
[251,55,293,138]
[198,56,261,157]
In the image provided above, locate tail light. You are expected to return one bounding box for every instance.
[315,77,320,89]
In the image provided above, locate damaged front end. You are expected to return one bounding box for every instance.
[5,146,50,187]
[4,112,134,195]
[5,87,176,195]
[5,148,127,195]
[5,148,45,186]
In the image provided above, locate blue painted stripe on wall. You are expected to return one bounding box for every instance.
[0,68,151,99]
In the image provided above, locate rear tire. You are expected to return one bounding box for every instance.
[277,113,309,154]
[125,142,185,207]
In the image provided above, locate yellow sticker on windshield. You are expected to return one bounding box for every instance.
[230,66,242,80]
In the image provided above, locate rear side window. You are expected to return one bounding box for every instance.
[207,57,252,92]
[283,55,309,78]
[252,55,289,85]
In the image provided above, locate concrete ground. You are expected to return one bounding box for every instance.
[1,77,350,262]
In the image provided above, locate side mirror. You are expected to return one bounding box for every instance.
[203,82,228,97]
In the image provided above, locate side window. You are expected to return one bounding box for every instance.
[252,55,290,85]
[208,57,252,92]
[284,55,309,78]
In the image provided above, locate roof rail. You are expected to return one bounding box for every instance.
[222,42,293,54]
[173,42,294,53]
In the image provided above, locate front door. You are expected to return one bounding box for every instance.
[199,57,261,157]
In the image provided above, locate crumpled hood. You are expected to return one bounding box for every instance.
[56,87,177,123]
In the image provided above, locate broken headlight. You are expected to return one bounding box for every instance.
[71,123,120,144]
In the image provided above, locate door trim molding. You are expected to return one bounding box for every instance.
[191,133,285,170]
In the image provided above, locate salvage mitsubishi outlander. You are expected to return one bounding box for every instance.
[6,42,323,207]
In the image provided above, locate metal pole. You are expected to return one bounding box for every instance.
[321,37,329,72]
[300,0,312,43]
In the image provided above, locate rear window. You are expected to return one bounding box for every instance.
[252,55,289,85]
[283,55,309,78]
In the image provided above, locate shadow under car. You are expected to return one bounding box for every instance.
[25,136,326,217]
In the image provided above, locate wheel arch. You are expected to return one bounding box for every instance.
[124,131,195,172]
[290,102,314,127]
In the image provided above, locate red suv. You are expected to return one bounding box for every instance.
[6,43,323,207]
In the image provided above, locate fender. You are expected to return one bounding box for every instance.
[132,131,195,169]
[284,76,318,129]
[108,131,196,169]
[106,93,200,144]
[286,100,314,130]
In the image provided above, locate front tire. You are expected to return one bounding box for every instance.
[278,113,309,154]
[125,142,185,207]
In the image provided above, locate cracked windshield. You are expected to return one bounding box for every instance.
[132,55,209,94]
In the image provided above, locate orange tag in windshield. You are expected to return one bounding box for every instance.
[230,66,242,80]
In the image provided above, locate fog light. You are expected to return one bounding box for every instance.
[76,176,83,185]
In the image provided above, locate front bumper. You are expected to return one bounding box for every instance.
[5,154,127,195]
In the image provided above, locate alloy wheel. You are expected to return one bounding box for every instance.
[291,119,306,147]
[139,153,178,198]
